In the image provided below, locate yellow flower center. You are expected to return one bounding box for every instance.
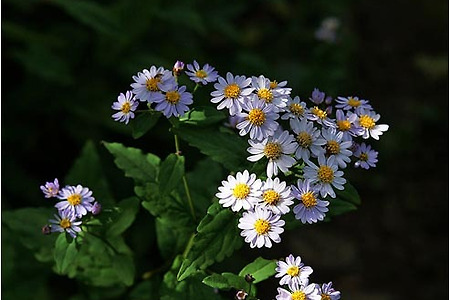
[257,88,273,103]
[263,190,281,205]
[195,69,207,79]
[263,142,282,160]
[247,108,266,126]
[289,103,304,116]
[224,83,240,99]
[359,115,376,129]
[311,106,327,119]
[269,80,278,89]
[146,77,161,92]
[165,91,181,105]
[297,132,312,148]
[59,218,72,229]
[326,140,340,155]
[336,120,351,131]
[360,153,368,161]
[291,291,306,300]
[318,166,334,183]
[347,97,361,107]
[301,191,317,208]
[67,194,82,206]
[121,102,131,114]
[321,294,331,300]
[286,266,300,277]
[232,183,250,199]
[254,219,271,235]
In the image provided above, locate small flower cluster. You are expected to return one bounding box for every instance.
[40,178,100,238]
[111,61,219,123]
[275,254,341,300]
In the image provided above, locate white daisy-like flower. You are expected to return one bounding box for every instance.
[49,209,82,239]
[236,96,280,141]
[210,72,254,115]
[185,60,219,85]
[238,206,285,248]
[303,155,346,198]
[316,282,341,300]
[281,96,308,120]
[258,177,294,215]
[335,96,372,111]
[130,66,174,102]
[321,127,353,168]
[269,79,292,97]
[355,109,389,140]
[216,170,262,212]
[291,179,329,224]
[290,118,326,162]
[111,91,139,124]
[152,83,193,118]
[353,143,378,169]
[251,75,287,112]
[275,254,313,287]
[247,129,297,178]
[276,281,321,300]
[56,185,95,217]
[306,106,335,128]
[334,109,363,141]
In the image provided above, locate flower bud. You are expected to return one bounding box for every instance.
[310,88,325,104]
[91,201,102,215]
[173,60,185,76]
[325,95,333,105]
[235,290,248,300]
[325,105,333,115]
[244,274,255,283]
[42,224,51,235]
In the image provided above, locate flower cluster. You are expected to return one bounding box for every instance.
[40,178,100,238]
[275,254,341,300]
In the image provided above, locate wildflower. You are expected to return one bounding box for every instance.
[235,290,248,300]
[335,96,372,111]
[251,75,287,112]
[236,96,280,140]
[307,106,335,128]
[355,109,389,140]
[225,114,246,129]
[153,84,193,118]
[131,66,175,102]
[49,209,82,239]
[316,282,341,300]
[216,170,262,212]
[91,201,102,215]
[238,206,285,248]
[290,118,326,162]
[309,88,326,105]
[353,143,378,169]
[173,60,185,76]
[275,254,313,287]
[111,91,139,124]
[247,129,297,178]
[281,96,307,120]
[303,155,345,198]
[321,127,353,168]
[269,79,292,97]
[56,185,95,217]
[40,178,60,198]
[258,177,294,215]
[210,72,253,115]
[276,281,321,300]
[185,60,219,85]
[334,109,363,140]
[41,224,51,235]
[291,179,329,224]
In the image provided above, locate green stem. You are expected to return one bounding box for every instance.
[174,134,181,155]
[182,233,196,258]
[193,83,200,94]
[86,231,119,255]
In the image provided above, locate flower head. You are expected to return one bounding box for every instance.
[321,127,353,168]
[251,75,287,112]
[307,106,335,128]
[281,96,307,120]
[309,88,326,105]
[335,96,372,111]
[303,155,346,198]
[275,254,313,287]
[269,79,292,97]
[56,185,95,217]
[238,206,285,248]
[316,282,341,300]
[291,179,329,224]
[353,143,378,169]
[49,209,82,238]
[131,66,175,102]
[111,91,139,124]
[153,83,193,118]
[258,177,294,215]
[334,109,363,140]
[91,201,102,215]
[355,109,389,140]
[290,118,326,162]
[40,178,60,198]
[185,60,219,85]
[276,281,321,300]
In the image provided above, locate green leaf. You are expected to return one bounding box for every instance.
[179,106,226,126]
[238,257,276,283]
[177,202,242,281]
[113,253,135,286]
[159,154,185,196]
[173,126,250,171]
[103,142,160,184]
[131,112,161,139]
[54,234,78,274]
[335,182,361,205]
[202,272,247,291]
[155,217,193,260]
[327,198,358,217]
[106,197,140,237]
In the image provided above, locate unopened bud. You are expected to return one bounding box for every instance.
[325,105,333,115]
[244,274,255,283]
[310,88,325,104]
[91,202,102,215]
[235,290,248,300]
[325,95,333,105]
[42,224,51,235]
[173,60,185,76]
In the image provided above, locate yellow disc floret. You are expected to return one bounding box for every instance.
[291,291,306,300]
[270,80,278,89]
[165,91,181,105]
[318,166,334,183]
[254,219,271,235]
[59,218,72,229]
[263,190,281,205]
[359,115,376,129]
[257,88,274,103]
[264,142,282,160]
[286,266,300,277]
[67,194,81,206]
[297,132,312,148]
[321,294,331,300]
[347,97,361,108]
[301,192,317,208]
[224,83,241,99]
[195,69,207,79]
[233,183,251,199]
[247,108,266,126]
[336,120,351,131]
[359,153,368,161]
[146,77,161,92]
[311,106,327,119]
[326,140,340,155]
[289,103,304,116]
[121,102,131,113]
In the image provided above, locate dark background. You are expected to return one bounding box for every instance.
[2,0,448,299]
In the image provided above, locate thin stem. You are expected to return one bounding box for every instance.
[174,134,181,155]
[192,83,200,94]
[182,233,196,258]
[86,231,119,255]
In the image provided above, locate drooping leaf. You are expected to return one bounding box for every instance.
[106,197,140,237]
[131,112,161,139]
[179,106,226,126]
[238,257,277,283]
[158,154,185,196]
[54,234,78,274]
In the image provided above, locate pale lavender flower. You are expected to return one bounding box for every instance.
[91,201,102,215]
[225,114,246,129]
[303,155,346,198]
[251,75,287,112]
[291,179,329,224]
[353,143,378,169]
[290,118,326,162]
[258,177,294,215]
[306,106,336,128]
[131,66,175,102]
[309,88,326,105]
[321,127,353,168]
[49,209,82,238]
[335,109,363,140]
[269,79,292,97]
[111,91,139,124]
[56,185,95,217]
[335,96,372,111]
[40,178,60,198]
[173,60,185,76]
[185,60,219,85]
[276,281,321,300]
[355,109,389,140]
[316,282,341,300]
[275,254,313,287]
[281,96,307,120]
[153,84,193,118]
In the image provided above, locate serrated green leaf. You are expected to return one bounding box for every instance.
[131,112,161,139]
[113,253,135,286]
[202,272,247,291]
[238,257,276,283]
[103,142,160,184]
[179,106,226,126]
[177,202,242,281]
[159,154,185,196]
[335,182,361,205]
[106,197,140,237]
[155,217,193,260]
[54,234,78,274]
